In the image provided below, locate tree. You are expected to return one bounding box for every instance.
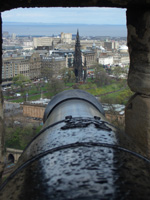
[41,64,55,83]
[13,73,30,84]
[13,74,30,101]
[5,125,42,150]
[61,68,75,84]
[112,66,127,80]
[46,78,65,98]
[94,64,111,87]
[41,57,64,83]
[13,74,30,90]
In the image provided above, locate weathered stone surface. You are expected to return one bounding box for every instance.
[0,87,5,159]
[1,0,150,12]
[127,8,150,95]
[128,70,150,95]
[0,87,5,182]
[0,14,2,85]
[0,162,4,184]
[125,94,150,157]
[0,14,4,163]
[0,14,5,183]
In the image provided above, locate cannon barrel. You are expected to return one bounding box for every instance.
[1,89,150,199]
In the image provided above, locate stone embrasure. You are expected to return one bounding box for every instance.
[125,94,150,157]
[1,0,150,12]
[127,8,150,95]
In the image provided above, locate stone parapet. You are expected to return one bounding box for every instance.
[125,94,150,157]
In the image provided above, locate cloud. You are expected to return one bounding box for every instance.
[2,7,126,25]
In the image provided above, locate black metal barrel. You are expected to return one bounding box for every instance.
[1,89,150,200]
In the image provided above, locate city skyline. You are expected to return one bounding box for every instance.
[2,7,126,25]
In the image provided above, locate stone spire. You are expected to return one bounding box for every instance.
[73,30,83,82]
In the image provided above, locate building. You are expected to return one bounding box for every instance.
[22,99,50,119]
[50,50,74,68]
[81,50,97,68]
[72,40,102,50]
[61,32,72,44]
[12,33,16,40]
[23,41,33,47]
[2,57,30,80]
[33,36,61,49]
[22,103,46,119]
[104,41,119,51]
[113,53,130,66]
[98,56,114,66]
[65,53,74,68]
[41,55,66,78]
[29,53,41,79]
[120,54,130,66]
[119,45,128,53]
[33,37,53,49]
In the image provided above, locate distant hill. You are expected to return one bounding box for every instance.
[2,22,127,37]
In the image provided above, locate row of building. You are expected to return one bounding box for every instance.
[2,49,97,80]
[2,50,129,81]
[2,32,130,81]
[3,31,126,52]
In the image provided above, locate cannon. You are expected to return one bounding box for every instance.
[1,89,150,199]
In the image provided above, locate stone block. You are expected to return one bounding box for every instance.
[128,70,150,95]
[125,94,150,157]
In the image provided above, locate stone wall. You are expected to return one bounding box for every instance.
[0,13,5,179]
[6,148,23,163]
[126,8,150,157]
[126,94,150,155]
[1,0,150,12]
[106,113,125,125]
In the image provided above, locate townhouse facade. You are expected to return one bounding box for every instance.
[2,57,30,80]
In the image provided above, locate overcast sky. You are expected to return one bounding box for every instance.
[2,7,126,25]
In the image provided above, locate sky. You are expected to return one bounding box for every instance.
[2,7,126,25]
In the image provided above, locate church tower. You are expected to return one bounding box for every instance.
[73,30,83,82]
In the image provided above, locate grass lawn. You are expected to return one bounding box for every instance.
[100,87,133,105]
[8,79,131,105]
[11,98,24,103]
[79,82,125,96]
[11,94,42,103]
